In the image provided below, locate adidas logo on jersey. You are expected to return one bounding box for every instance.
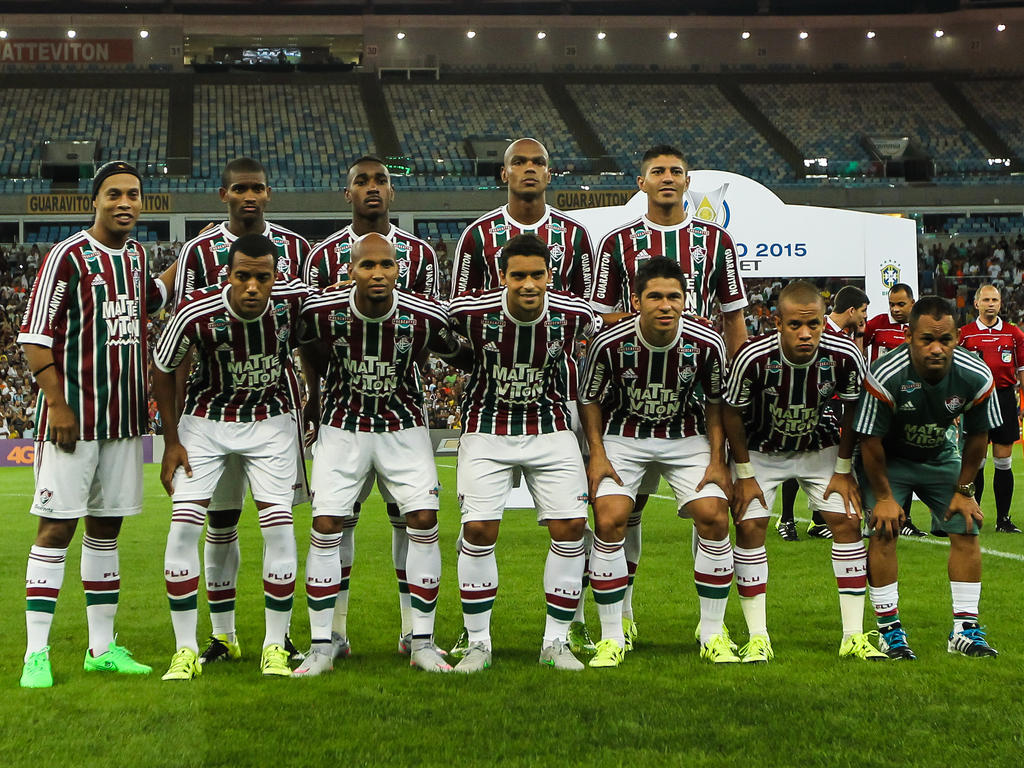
[483,341,499,353]
[899,400,916,412]
[91,275,106,287]
[216,343,233,352]
[622,369,638,380]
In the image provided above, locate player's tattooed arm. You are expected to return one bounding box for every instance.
[580,401,621,502]
[23,343,77,452]
[152,367,192,496]
[945,430,987,530]
[822,403,861,519]
[859,436,902,539]
[722,403,765,522]
[697,400,732,497]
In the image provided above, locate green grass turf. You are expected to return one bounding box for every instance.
[1,459,1023,768]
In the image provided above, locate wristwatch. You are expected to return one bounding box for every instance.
[956,482,976,497]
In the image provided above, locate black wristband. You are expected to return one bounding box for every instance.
[32,362,55,378]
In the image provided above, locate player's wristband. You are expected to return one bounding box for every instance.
[834,457,852,474]
[735,462,755,479]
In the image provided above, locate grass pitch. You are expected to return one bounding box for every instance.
[1,459,1023,768]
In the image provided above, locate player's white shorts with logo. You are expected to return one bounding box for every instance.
[732,445,845,521]
[457,430,588,523]
[356,468,397,507]
[310,425,439,517]
[596,434,727,513]
[173,414,297,506]
[31,437,143,519]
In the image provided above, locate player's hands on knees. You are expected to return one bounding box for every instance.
[48,402,79,452]
[869,498,904,540]
[586,452,622,504]
[161,443,192,496]
[697,460,732,498]
[730,477,766,524]
[945,492,984,530]
[823,472,862,520]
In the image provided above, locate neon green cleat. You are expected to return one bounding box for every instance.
[260,643,292,677]
[588,639,625,668]
[448,627,470,660]
[20,647,53,688]
[839,631,888,661]
[199,633,241,664]
[83,641,152,675]
[622,617,638,652]
[739,634,775,664]
[700,633,740,664]
[162,647,202,681]
[568,621,597,655]
[694,622,732,645]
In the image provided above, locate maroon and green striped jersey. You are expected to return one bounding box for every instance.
[173,221,309,302]
[450,288,600,435]
[724,331,866,453]
[591,215,747,316]
[19,231,166,441]
[301,223,439,298]
[451,205,595,299]
[300,287,457,433]
[581,315,727,439]
[153,279,310,422]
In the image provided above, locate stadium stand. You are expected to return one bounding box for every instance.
[958,79,1024,160]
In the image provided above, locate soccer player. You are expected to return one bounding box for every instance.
[857,296,1001,659]
[724,280,885,661]
[777,285,870,542]
[173,157,310,664]
[449,233,600,673]
[18,161,171,688]
[958,283,1024,533]
[301,155,441,659]
[861,283,926,538]
[580,258,734,667]
[154,233,309,680]
[590,144,749,648]
[296,232,462,675]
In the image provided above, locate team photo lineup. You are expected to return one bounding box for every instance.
[16,136,1018,689]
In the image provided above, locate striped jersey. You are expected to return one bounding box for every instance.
[957,317,1024,390]
[450,288,600,435]
[592,214,747,315]
[580,314,727,439]
[153,279,310,422]
[302,223,439,298]
[300,287,456,433]
[862,313,907,364]
[725,331,866,453]
[451,205,595,299]
[855,344,1000,462]
[19,231,166,441]
[173,221,309,302]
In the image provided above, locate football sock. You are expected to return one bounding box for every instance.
[869,581,901,631]
[204,521,240,638]
[950,580,981,633]
[82,535,119,655]
[406,524,441,642]
[622,508,642,620]
[543,538,585,644]
[573,524,594,624]
[993,457,1013,521]
[165,504,205,653]
[390,510,413,636]
[259,505,296,648]
[733,545,768,636]
[694,536,733,644]
[458,538,497,649]
[831,540,868,640]
[331,515,357,639]
[305,529,342,643]
[811,509,827,526]
[779,478,798,524]
[588,536,627,646]
[25,544,66,659]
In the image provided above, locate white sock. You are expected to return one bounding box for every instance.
[406,524,441,641]
[82,535,119,656]
[458,538,497,649]
[25,545,66,659]
[305,528,342,643]
[259,505,296,648]
[542,538,585,644]
[733,545,768,637]
[204,522,240,639]
[694,536,733,644]
[165,504,205,653]
[331,515,357,638]
[588,536,626,646]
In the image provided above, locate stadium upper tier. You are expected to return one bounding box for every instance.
[959,79,1024,161]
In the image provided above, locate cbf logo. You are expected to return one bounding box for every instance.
[880,261,901,290]
[684,183,731,227]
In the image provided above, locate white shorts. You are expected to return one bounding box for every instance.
[638,466,661,496]
[356,469,397,506]
[310,425,439,518]
[173,414,298,506]
[596,435,727,516]
[208,411,309,511]
[732,446,843,521]
[457,431,588,523]
[31,438,143,519]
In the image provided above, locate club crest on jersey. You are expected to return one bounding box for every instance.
[489,223,512,237]
[396,335,413,353]
[549,244,565,263]
[276,323,290,341]
[1002,350,1013,363]
[690,245,707,265]
[900,381,921,393]
[818,381,835,396]
[547,340,563,358]
[880,261,901,290]
[679,366,695,383]
[397,258,410,278]
[208,317,231,332]
[132,269,141,290]
[945,395,964,413]
[277,256,291,274]
[38,488,53,506]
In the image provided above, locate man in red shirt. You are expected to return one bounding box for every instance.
[958,283,1024,533]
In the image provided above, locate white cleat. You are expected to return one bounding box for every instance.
[538,640,584,671]
[410,644,453,673]
[292,646,334,677]
[331,632,351,661]
[453,642,492,674]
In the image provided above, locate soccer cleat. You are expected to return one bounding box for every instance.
[700,633,740,664]
[776,519,799,542]
[739,634,774,664]
[199,633,242,665]
[900,521,928,538]
[410,644,453,673]
[284,634,304,662]
[260,644,292,677]
[83,641,152,675]
[693,622,732,645]
[622,617,638,652]
[331,632,352,660]
[995,518,1022,534]
[568,621,597,655]
[878,625,917,660]
[398,632,412,656]
[453,641,491,674]
[839,631,888,661]
[162,648,202,681]
[948,623,999,657]
[805,523,833,539]
[588,639,625,668]
[449,627,470,660]
[538,640,585,671]
[292,645,334,677]
[20,647,53,689]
